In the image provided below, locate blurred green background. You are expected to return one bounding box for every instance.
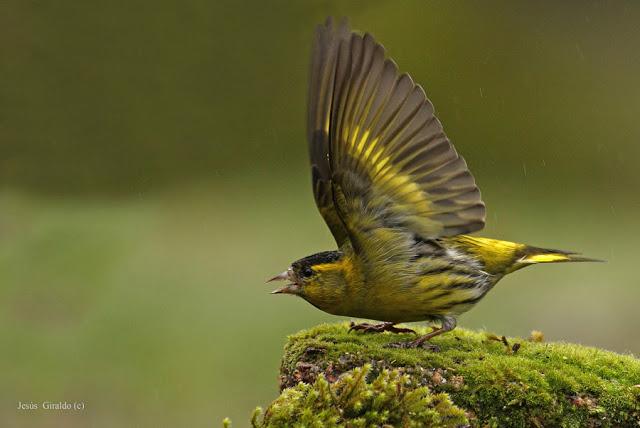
[2,1,639,426]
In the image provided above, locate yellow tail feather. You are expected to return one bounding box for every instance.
[519,250,603,265]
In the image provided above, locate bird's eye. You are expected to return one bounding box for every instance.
[301,267,314,278]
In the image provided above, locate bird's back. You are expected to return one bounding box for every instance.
[441,235,526,276]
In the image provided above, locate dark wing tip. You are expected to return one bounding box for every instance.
[321,16,350,36]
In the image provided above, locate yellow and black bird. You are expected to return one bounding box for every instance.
[269,18,600,349]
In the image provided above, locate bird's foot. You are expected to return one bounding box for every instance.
[384,339,440,352]
[383,317,455,351]
[349,321,415,334]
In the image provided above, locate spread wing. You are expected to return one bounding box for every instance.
[307,18,485,258]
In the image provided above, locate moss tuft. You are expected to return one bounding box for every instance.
[252,364,468,428]
[271,323,640,427]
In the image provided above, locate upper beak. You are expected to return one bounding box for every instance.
[267,270,289,282]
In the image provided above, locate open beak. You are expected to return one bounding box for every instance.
[267,268,300,295]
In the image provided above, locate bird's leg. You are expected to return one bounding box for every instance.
[385,317,457,351]
[349,321,416,334]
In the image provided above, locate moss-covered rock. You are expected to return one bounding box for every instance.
[258,323,640,427]
[252,364,468,427]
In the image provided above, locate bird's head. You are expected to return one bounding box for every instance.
[268,250,348,313]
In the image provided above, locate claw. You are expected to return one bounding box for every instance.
[349,321,374,333]
[349,321,416,335]
[387,325,416,334]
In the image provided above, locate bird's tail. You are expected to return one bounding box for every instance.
[511,246,603,272]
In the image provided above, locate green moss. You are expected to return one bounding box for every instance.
[252,364,468,428]
[271,323,640,427]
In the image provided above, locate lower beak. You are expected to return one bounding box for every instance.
[270,284,301,295]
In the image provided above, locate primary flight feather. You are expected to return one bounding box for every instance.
[269,18,600,349]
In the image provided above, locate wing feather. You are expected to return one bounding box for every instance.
[307,18,351,245]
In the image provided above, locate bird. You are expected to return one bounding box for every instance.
[268,17,600,349]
